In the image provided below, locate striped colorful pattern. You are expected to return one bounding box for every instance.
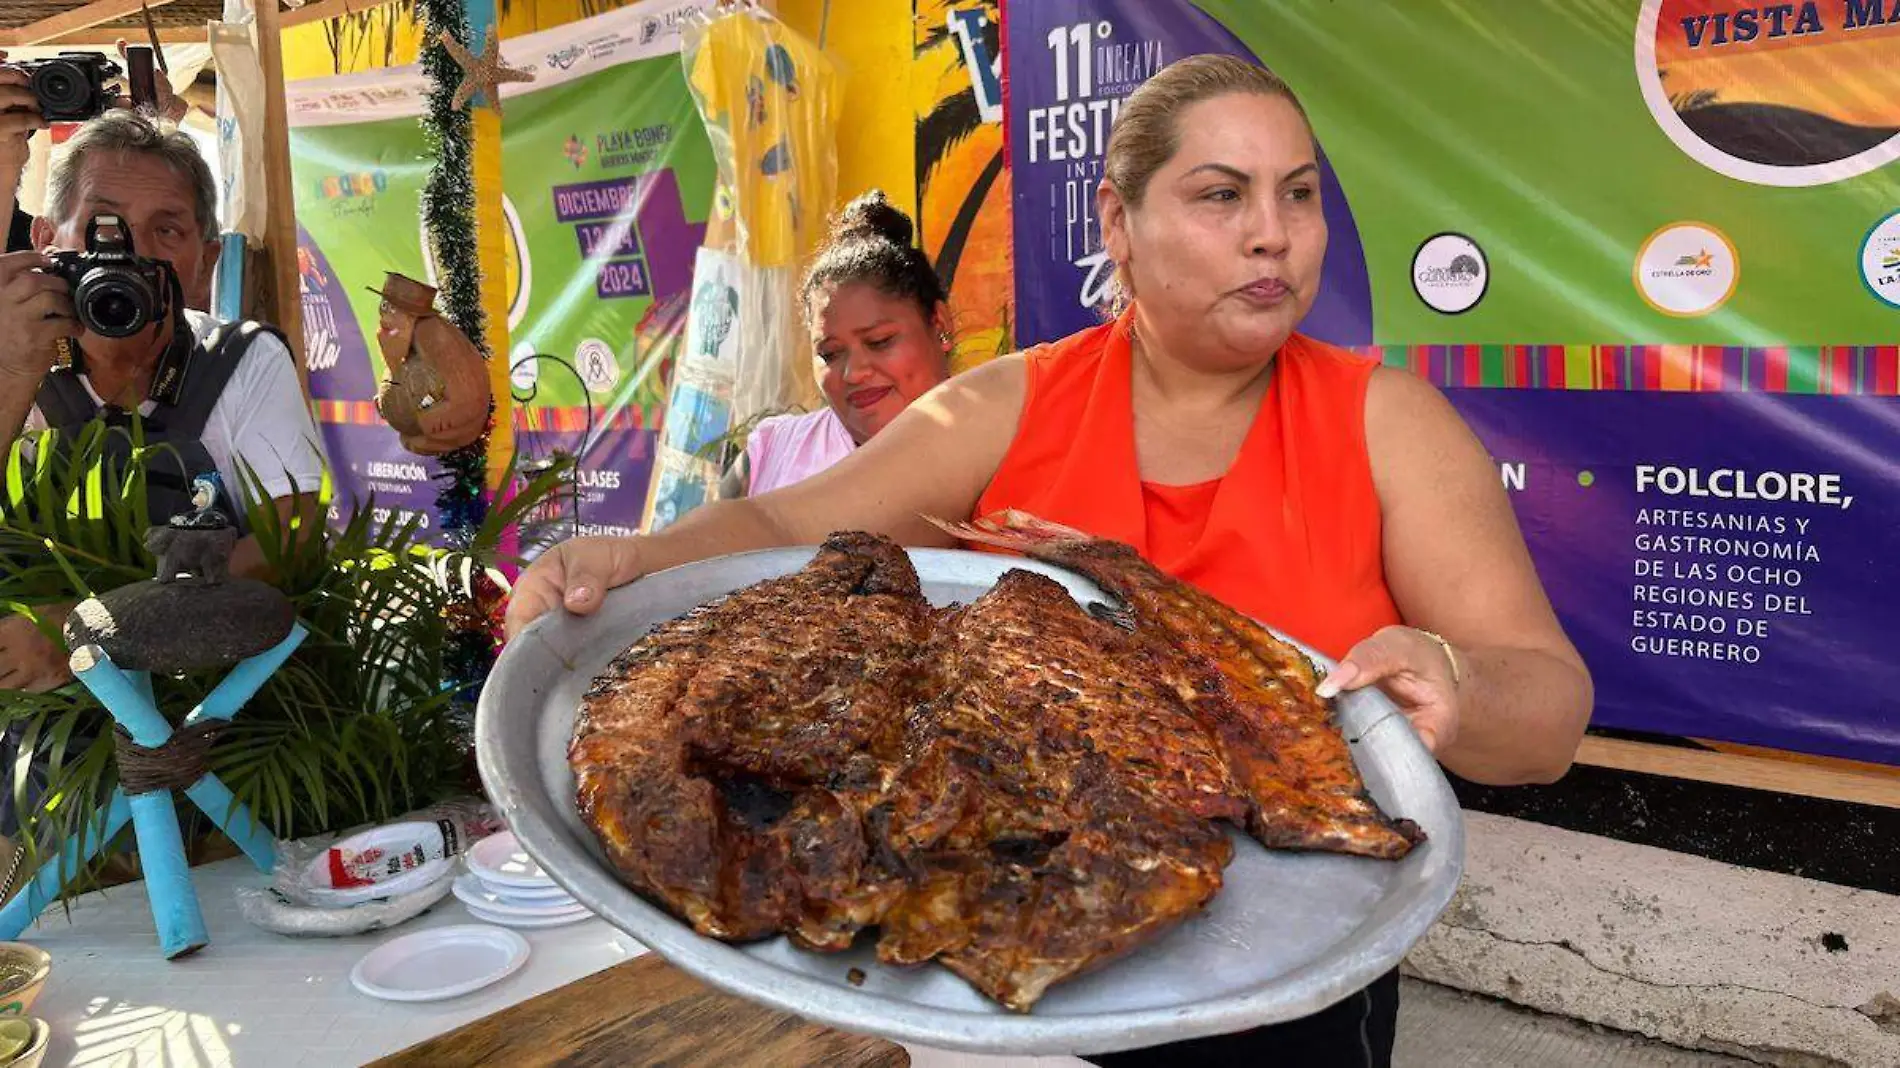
[1361,344,1900,395]
[314,402,662,430]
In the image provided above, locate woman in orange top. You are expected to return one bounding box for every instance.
[510,55,1591,1065]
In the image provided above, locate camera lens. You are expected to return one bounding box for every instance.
[75,272,154,338]
[92,292,142,333]
[31,63,87,113]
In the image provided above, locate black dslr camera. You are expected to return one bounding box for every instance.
[44,216,175,339]
[17,52,124,123]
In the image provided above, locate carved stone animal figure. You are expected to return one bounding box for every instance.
[144,524,239,586]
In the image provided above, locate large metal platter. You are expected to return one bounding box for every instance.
[477,548,1464,1056]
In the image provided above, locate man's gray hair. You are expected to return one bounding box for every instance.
[46,111,219,239]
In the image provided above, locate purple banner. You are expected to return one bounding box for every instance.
[1454,389,1900,765]
[1003,0,1371,349]
[552,176,653,222]
[995,0,1900,766]
[513,427,658,539]
[301,226,451,544]
[319,422,447,537]
[298,223,377,403]
[550,168,701,307]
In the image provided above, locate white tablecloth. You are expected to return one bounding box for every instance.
[18,855,1081,1068]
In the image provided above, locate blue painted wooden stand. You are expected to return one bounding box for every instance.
[0,625,306,957]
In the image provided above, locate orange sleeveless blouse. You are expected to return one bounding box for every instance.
[973,308,1400,660]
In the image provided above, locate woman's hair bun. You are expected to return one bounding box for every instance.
[802,188,946,321]
[833,189,913,248]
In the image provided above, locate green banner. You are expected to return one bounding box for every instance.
[289,0,716,536]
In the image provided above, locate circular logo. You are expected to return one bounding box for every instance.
[1634,222,1739,317]
[1410,232,1489,315]
[1635,1,1900,187]
[575,338,620,394]
[417,193,531,332]
[509,342,540,392]
[1860,210,1900,309]
[501,194,531,333]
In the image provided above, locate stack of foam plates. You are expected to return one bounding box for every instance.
[454,830,594,929]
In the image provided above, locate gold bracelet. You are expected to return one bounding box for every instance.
[1414,628,1462,687]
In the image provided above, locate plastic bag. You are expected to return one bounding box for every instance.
[646,4,840,531]
[235,799,501,938]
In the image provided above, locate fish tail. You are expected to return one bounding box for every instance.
[922,510,1097,555]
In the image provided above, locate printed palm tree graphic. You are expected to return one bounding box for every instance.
[916,5,1004,293]
[1657,63,1900,168]
[324,0,528,72]
[1660,68,1721,114]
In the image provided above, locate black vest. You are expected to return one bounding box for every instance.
[32,320,286,533]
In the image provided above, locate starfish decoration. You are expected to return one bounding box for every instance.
[437,27,534,114]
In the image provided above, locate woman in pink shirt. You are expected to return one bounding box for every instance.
[723,190,954,497]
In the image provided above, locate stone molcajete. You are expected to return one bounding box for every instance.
[63,475,296,673]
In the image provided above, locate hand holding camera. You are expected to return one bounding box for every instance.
[0,58,46,181]
[0,250,76,381]
[2,43,178,128]
[17,51,125,122]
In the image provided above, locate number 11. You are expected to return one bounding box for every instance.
[1047,22,1093,102]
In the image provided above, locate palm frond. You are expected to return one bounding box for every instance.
[1671,89,1721,113]
[918,87,985,187]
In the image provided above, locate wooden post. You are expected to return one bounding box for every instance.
[66,652,210,958]
[1576,735,1900,809]
[0,0,180,47]
[253,0,310,393]
[461,0,516,489]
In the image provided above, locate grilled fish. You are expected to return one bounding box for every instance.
[571,532,929,950]
[928,510,1423,860]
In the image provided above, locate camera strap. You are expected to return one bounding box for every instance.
[144,271,189,407]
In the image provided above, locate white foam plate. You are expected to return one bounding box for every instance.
[349,924,530,1003]
[452,872,581,917]
[466,830,559,890]
[482,881,576,906]
[467,903,595,930]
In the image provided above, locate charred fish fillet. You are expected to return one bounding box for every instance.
[571,532,930,950]
[927,510,1424,860]
[875,569,1238,1009]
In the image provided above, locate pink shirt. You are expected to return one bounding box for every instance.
[744,407,857,495]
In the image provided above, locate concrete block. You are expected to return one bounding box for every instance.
[1404,812,1900,1067]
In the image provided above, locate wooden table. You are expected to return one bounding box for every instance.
[370,952,911,1067]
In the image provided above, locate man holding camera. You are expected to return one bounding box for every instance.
[0,106,325,693]
[5,43,190,251]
